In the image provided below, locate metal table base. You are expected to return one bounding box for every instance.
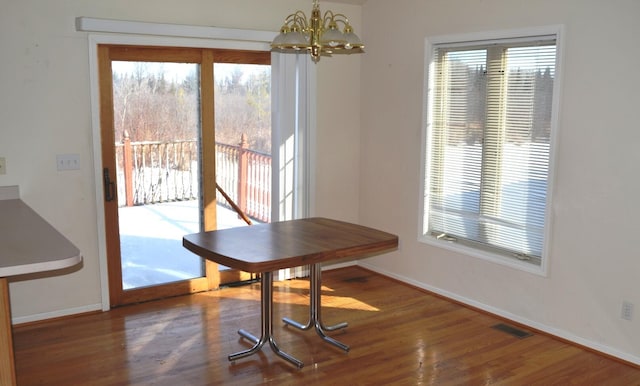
[283,263,350,352]
[229,264,350,368]
[229,271,304,368]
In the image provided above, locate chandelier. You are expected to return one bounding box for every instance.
[271,0,364,63]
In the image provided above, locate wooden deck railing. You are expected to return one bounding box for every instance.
[115,133,271,223]
[216,134,271,223]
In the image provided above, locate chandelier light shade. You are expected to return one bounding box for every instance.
[271,0,364,63]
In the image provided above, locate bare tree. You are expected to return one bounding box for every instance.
[113,62,270,153]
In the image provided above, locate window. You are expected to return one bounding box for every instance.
[422,29,560,270]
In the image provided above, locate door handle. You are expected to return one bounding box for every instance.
[103,168,116,202]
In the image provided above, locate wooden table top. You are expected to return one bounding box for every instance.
[182,217,398,273]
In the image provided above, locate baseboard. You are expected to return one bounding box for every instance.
[0,185,19,200]
[323,260,357,271]
[12,303,103,326]
[358,261,640,367]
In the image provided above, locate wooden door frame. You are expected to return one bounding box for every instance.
[98,44,270,306]
[98,45,216,306]
[84,25,312,311]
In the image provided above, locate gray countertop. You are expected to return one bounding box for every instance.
[0,186,81,277]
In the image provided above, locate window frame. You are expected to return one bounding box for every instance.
[419,26,564,276]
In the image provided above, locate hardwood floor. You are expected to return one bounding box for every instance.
[13,267,640,385]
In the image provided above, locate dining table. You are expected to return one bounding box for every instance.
[182,217,398,368]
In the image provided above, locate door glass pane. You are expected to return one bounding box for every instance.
[213,62,271,283]
[214,63,272,230]
[112,61,203,290]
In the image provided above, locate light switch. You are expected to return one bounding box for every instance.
[56,154,80,171]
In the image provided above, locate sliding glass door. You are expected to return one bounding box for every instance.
[98,45,270,306]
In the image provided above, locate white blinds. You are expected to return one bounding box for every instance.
[427,39,556,263]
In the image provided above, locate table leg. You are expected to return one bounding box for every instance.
[283,264,350,352]
[0,278,17,386]
[229,271,304,368]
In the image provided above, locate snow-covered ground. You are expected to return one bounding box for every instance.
[118,200,255,289]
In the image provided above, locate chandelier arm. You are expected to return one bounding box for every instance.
[322,11,334,26]
[294,11,310,29]
[323,12,355,37]
[325,12,350,24]
[331,18,352,30]
[283,11,310,30]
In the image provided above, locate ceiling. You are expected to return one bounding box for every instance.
[329,0,368,5]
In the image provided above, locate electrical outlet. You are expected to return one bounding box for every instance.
[0,157,5,175]
[621,301,634,321]
[56,154,80,171]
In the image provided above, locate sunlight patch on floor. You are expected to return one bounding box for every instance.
[274,279,336,292]
[207,282,380,312]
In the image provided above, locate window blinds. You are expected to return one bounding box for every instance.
[427,39,556,264]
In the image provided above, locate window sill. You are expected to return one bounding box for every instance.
[418,234,548,277]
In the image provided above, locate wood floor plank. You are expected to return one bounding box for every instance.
[13,267,640,385]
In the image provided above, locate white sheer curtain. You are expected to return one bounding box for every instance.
[271,52,316,280]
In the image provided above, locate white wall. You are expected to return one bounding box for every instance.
[0,0,362,321]
[358,0,640,364]
[4,0,638,367]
